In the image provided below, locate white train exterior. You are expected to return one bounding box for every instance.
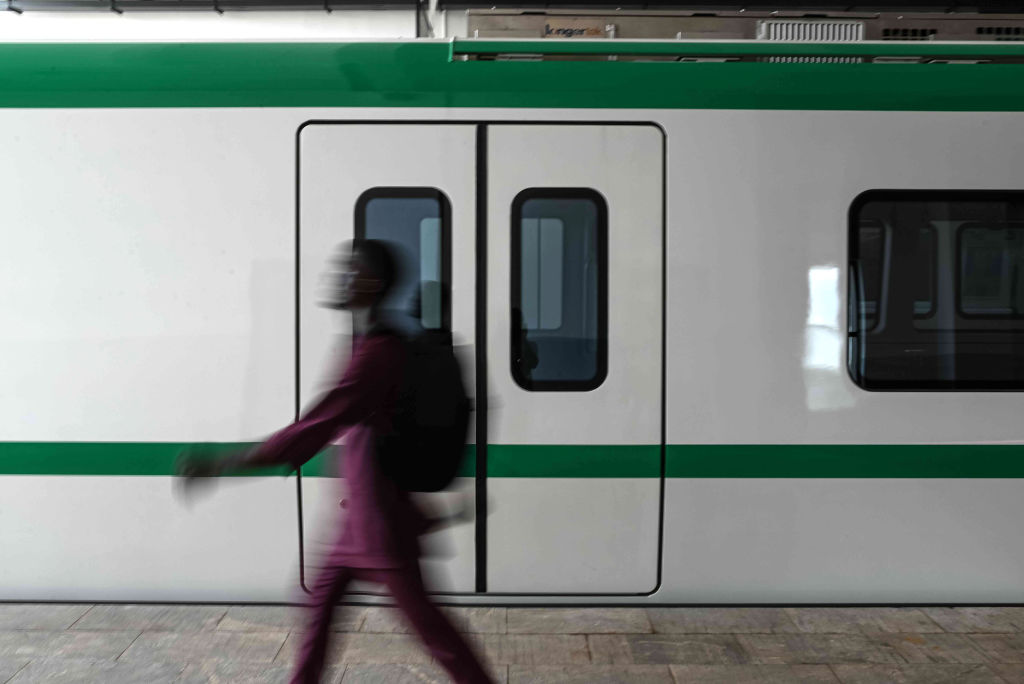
[2,39,1024,603]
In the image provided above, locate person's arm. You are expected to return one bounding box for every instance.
[178,336,400,478]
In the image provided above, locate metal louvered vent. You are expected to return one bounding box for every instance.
[977,26,1024,40]
[764,56,862,64]
[757,19,864,42]
[882,27,938,40]
[756,19,863,63]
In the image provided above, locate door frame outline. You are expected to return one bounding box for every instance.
[295,118,667,598]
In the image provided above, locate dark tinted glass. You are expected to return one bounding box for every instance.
[356,188,450,334]
[960,225,1024,316]
[849,191,1024,390]
[856,222,885,329]
[511,189,607,391]
[856,222,936,330]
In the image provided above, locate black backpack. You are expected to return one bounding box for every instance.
[377,328,471,492]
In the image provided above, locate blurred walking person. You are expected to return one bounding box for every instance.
[178,239,492,684]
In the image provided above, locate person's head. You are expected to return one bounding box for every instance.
[326,239,397,311]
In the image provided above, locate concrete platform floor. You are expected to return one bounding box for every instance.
[3,605,1024,682]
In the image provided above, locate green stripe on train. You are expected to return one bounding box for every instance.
[307,445,659,477]
[2,42,1024,111]
[0,442,467,478]
[260,443,1024,478]
[0,443,653,477]
[489,445,659,478]
[4,442,1024,477]
[666,444,1024,478]
[0,442,285,477]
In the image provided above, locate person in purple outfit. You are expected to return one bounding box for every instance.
[178,239,493,684]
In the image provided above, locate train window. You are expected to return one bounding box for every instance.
[855,221,936,330]
[355,188,451,333]
[959,225,1024,316]
[511,188,608,391]
[849,191,1024,390]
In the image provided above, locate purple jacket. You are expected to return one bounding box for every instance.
[253,332,422,568]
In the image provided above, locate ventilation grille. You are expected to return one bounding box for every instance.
[764,56,862,64]
[977,26,1024,40]
[882,27,938,40]
[757,19,864,42]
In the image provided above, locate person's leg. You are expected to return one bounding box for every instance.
[372,566,494,684]
[289,564,353,684]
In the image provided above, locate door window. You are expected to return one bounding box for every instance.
[355,188,450,333]
[511,188,608,391]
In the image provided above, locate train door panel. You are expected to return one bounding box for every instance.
[299,121,664,596]
[486,124,664,593]
[298,123,477,592]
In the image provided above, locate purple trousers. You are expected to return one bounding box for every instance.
[289,563,493,684]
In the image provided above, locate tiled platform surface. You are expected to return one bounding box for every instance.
[4,606,1024,683]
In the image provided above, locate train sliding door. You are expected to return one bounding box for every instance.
[298,123,478,592]
[299,121,663,596]
[485,124,664,593]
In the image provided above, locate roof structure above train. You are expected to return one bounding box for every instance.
[467,8,1024,42]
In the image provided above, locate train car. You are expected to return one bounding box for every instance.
[2,38,1024,603]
